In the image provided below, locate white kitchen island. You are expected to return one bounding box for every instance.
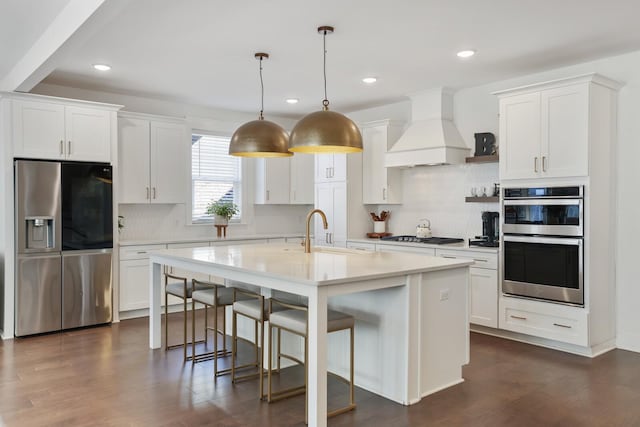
[148,243,472,427]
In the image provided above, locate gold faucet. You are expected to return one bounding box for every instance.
[304,209,328,253]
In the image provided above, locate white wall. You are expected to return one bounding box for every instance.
[346,50,640,352]
[33,83,310,241]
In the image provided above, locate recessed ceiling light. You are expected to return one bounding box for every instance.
[456,50,476,58]
[93,64,111,71]
[362,77,377,84]
[286,98,299,104]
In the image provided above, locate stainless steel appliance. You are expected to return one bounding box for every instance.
[15,160,113,336]
[380,235,464,244]
[502,186,584,306]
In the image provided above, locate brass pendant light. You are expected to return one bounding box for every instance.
[288,26,363,154]
[229,53,292,157]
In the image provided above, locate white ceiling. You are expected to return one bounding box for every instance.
[0,0,71,78]
[26,0,640,117]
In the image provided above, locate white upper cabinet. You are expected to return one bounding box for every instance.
[497,75,617,180]
[290,154,314,204]
[541,84,589,178]
[12,97,117,162]
[64,106,111,162]
[118,113,188,204]
[361,120,404,204]
[254,157,291,204]
[499,93,541,180]
[315,153,347,182]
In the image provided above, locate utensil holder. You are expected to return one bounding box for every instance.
[373,221,386,233]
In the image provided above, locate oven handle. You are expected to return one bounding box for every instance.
[503,235,583,246]
[504,199,582,206]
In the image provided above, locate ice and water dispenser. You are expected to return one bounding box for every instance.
[25,216,55,250]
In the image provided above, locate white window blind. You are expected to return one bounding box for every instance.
[191,133,242,222]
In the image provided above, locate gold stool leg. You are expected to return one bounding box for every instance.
[183,294,188,362]
[350,326,355,406]
[164,291,168,350]
[231,309,237,382]
[214,304,219,377]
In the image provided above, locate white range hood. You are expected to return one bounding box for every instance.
[385,88,470,168]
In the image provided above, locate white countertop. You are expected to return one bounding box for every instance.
[149,243,473,286]
[119,233,303,246]
[347,237,500,253]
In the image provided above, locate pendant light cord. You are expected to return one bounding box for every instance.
[322,29,329,109]
[259,56,265,120]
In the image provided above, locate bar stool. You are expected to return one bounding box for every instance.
[190,279,234,376]
[231,288,270,399]
[267,298,356,421]
[164,273,209,362]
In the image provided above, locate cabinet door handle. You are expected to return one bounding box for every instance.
[146,187,150,200]
[293,190,296,201]
[382,188,386,200]
[534,157,538,173]
[326,168,329,178]
[60,140,64,155]
[542,156,547,172]
[68,141,71,155]
[329,233,333,244]
[510,315,527,320]
[325,232,329,244]
[553,323,572,329]
[153,187,156,199]
[266,190,270,201]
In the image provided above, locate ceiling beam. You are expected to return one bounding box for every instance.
[0,0,108,92]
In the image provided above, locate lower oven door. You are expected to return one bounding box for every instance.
[502,235,583,305]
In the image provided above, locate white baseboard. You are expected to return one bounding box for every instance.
[471,325,616,358]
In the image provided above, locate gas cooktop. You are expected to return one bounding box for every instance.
[380,235,464,245]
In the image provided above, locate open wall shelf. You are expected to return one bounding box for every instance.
[465,196,499,203]
[465,155,499,164]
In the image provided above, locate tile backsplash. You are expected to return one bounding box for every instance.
[118,203,310,241]
[376,162,499,239]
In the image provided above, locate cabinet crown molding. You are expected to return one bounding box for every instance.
[1,91,123,111]
[492,73,623,98]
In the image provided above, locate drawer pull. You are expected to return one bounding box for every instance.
[354,247,367,251]
[510,315,527,320]
[136,251,147,254]
[442,255,457,259]
[472,258,488,263]
[553,323,572,329]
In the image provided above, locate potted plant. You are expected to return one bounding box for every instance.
[206,200,238,225]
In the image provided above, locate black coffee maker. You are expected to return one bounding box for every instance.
[470,211,500,247]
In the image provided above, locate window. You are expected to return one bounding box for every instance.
[191,133,242,223]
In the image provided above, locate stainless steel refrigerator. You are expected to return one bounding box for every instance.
[15,160,113,337]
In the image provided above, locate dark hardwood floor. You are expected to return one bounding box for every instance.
[1,312,639,426]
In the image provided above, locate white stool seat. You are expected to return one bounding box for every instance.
[166,281,209,299]
[269,309,354,335]
[192,287,234,307]
[233,298,269,320]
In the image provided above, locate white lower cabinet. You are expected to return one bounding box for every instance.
[436,249,498,328]
[119,244,165,312]
[499,296,588,346]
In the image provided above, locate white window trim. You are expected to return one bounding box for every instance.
[187,128,254,226]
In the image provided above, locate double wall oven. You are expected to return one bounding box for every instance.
[502,186,584,306]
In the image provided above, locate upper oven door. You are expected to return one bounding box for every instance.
[503,198,583,236]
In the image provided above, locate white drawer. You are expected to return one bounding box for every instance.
[346,241,376,252]
[119,244,166,260]
[375,243,436,256]
[436,249,498,270]
[499,296,588,346]
[167,242,209,249]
